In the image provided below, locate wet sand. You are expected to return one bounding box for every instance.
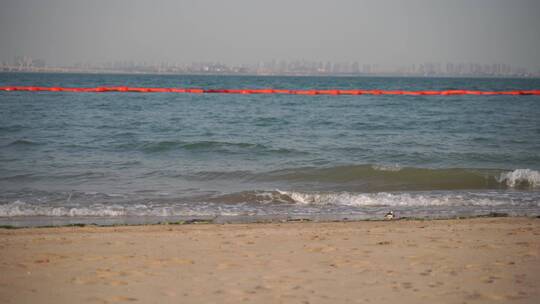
[1,217,539,303]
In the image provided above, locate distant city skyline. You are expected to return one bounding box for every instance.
[1,55,536,77]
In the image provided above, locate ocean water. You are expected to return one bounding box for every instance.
[1,73,539,226]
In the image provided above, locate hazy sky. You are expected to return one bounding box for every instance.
[1,0,539,69]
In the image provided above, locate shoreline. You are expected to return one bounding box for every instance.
[0,212,535,229]
[1,217,538,303]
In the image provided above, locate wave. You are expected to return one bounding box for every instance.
[2,165,537,192]
[116,140,303,155]
[258,166,540,191]
[0,125,26,133]
[498,169,540,188]
[179,141,299,154]
[371,164,402,172]
[207,189,540,207]
[181,141,261,150]
[273,190,539,207]
[0,201,127,217]
[139,140,186,153]
[165,166,540,191]
[0,200,238,217]
[0,174,34,182]
[1,189,539,218]
[2,199,121,217]
[5,139,42,147]
[0,171,107,182]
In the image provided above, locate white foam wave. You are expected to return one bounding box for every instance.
[1,189,539,218]
[0,200,127,217]
[276,190,538,207]
[498,169,540,188]
[371,164,402,172]
[0,200,239,217]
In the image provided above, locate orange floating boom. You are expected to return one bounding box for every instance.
[0,86,539,96]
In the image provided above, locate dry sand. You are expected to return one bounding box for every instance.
[1,217,539,303]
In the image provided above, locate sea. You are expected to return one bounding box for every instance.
[1,73,539,227]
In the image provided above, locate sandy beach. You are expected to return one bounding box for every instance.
[1,217,539,303]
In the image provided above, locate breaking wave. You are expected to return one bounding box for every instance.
[274,190,540,207]
[498,169,540,188]
[258,166,540,191]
